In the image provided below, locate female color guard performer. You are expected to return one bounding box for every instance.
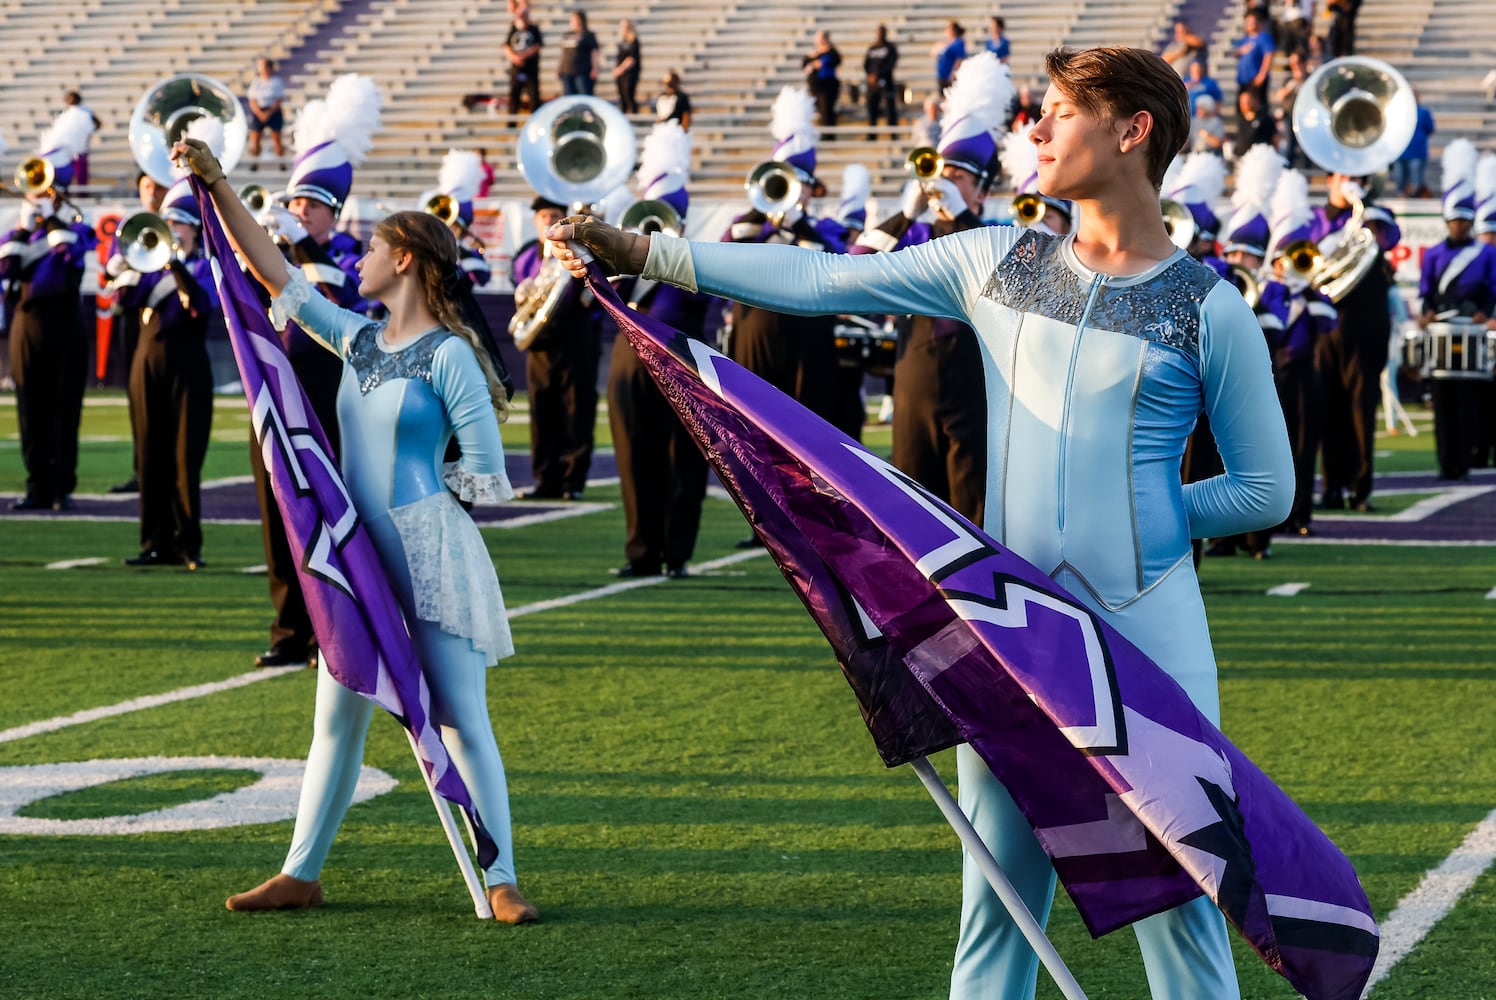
[173,137,539,925]
[547,46,1293,998]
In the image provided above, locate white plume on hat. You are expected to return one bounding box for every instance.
[1267,168,1313,252]
[1000,123,1038,192]
[1442,138,1478,193]
[838,163,870,205]
[438,148,484,202]
[1477,152,1496,205]
[174,117,226,177]
[1168,152,1227,205]
[38,105,96,158]
[939,51,1014,137]
[1231,143,1284,211]
[769,86,816,142]
[636,121,692,186]
[293,73,384,164]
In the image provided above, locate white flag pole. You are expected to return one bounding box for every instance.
[405,730,494,919]
[910,756,1087,1000]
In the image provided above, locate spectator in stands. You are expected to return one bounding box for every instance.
[558,9,600,96]
[1234,10,1275,104]
[613,19,641,114]
[909,95,941,148]
[1326,0,1360,58]
[476,147,495,198]
[1185,60,1222,116]
[802,31,842,132]
[504,4,544,115]
[1272,51,1310,167]
[1304,31,1326,73]
[1278,2,1310,59]
[1191,96,1226,156]
[1161,19,1207,77]
[1389,90,1436,198]
[1008,83,1042,129]
[61,92,101,187]
[1232,88,1277,160]
[655,71,692,131]
[245,58,286,170]
[864,24,900,136]
[985,17,1010,64]
[933,20,966,91]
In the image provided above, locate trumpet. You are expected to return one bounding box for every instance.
[745,160,804,223]
[1228,264,1261,308]
[11,157,83,223]
[1279,239,1322,282]
[1011,192,1044,227]
[618,198,683,238]
[239,183,272,214]
[118,211,179,272]
[424,192,485,252]
[905,146,942,181]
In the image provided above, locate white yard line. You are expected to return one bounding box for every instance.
[1363,809,1496,997]
[1318,486,1494,524]
[1266,582,1310,597]
[1485,587,1496,600]
[0,549,770,745]
[44,557,107,570]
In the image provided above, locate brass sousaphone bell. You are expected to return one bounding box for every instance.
[511,96,638,349]
[1290,57,1415,301]
[128,72,247,187]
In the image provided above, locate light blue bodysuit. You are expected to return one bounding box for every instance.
[268,271,520,888]
[640,227,1294,999]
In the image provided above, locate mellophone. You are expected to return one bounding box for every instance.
[1401,320,1496,381]
[832,316,898,377]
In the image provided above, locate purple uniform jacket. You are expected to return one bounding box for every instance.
[1418,239,1496,316]
[459,244,491,288]
[1256,279,1337,366]
[1311,202,1402,251]
[282,231,365,355]
[0,220,97,299]
[114,254,218,331]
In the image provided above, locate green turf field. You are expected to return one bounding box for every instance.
[0,395,1491,999]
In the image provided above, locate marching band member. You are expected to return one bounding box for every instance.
[607,122,716,578]
[722,87,840,426]
[109,177,217,569]
[548,47,1292,998]
[1419,140,1496,481]
[830,162,873,439]
[250,74,382,669]
[2,108,98,511]
[1311,169,1397,512]
[851,52,1016,523]
[431,148,492,289]
[1257,170,1338,543]
[511,192,601,501]
[1474,152,1496,467]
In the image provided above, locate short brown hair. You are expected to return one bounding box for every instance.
[1043,46,1190,189]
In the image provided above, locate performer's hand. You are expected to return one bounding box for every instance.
[925,177,966,218]
[544,215,649,277]
[259,206,308,244]
[16,200,40,232]
[171,138,225,186]
[899,179,929,220]
[775,203,805,231]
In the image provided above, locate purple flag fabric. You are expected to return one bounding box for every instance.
[190,178,497,870]
[585,263,1376,1000]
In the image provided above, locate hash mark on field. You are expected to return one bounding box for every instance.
[1362,808,1496,996]
[1485,587,1496,600]
[1266,582,1310,597]
[507,549,768,618]
[45,557,106,570]
[0,667,304,745]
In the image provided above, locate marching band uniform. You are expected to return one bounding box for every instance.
[2,118,97,511]
[1258,172,1337,541]
[108,179,217,566]
[850,54,1017,523]
[1420,142,1496,481]
[607,124,714,576]
[250,77,379,667]
[828,164,872,440]
[1311,178,1395,510]
[512,197,602,500]
[723,88,839,426]
[1472,153,1496,467]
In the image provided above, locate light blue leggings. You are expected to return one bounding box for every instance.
[948,744,1239,999]
[280,521,517,887]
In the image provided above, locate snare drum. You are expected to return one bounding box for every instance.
[1427,320,1492,380]
[1400,327,1427,375]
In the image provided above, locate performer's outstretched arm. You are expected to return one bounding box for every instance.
[172,138,293,296]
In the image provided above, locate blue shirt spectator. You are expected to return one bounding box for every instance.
[1186,72,1223,116]
[985,17,1010,62]
[934,21,966,87]
[1390,102,1436,197]
[1234,13,1275,92]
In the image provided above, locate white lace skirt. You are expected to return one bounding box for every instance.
[386,490,514,665]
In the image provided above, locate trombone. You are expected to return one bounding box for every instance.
[424,192,485,252]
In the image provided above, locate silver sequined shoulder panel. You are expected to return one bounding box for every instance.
[347,325,455,395]
[980,230,1222,354]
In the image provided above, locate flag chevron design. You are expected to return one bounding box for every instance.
[192,178,497,871]
[585,262,1378,1000]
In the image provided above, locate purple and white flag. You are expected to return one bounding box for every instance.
[191,177,498,870]
[585,264,1377,1000]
